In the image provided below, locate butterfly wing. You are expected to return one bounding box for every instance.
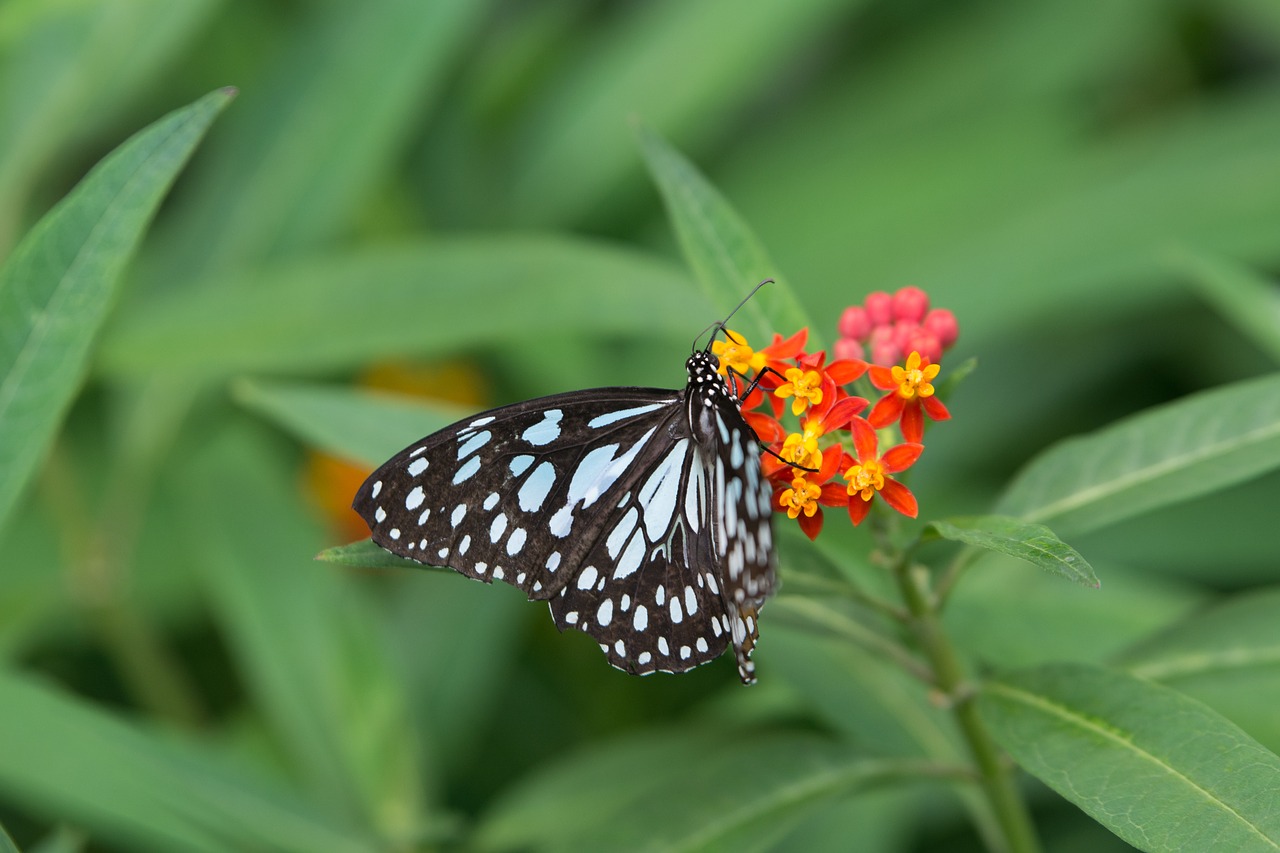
[353,388,682,602]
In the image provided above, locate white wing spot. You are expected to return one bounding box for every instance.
[606,507,639,559]
[470,415,495,428]
[417,508,430,525]
[452,456,481,484]
[638,439,689,539]
[587,403,664,428]
[679,645,692,660]
[409,447,426,458]
[389,528,400,540]
[484,492,500,511]
[658,636,670,656]
[577,566,599,591]
[489,512,508,543]
[437,547,448,559]
[615,533,646,580]
[655,585,665,606]
[506,527,526,556]
[371,480,382,498]
[546,551,561,572]
[451,504,466,527]
[638,651,652,665]
[620,593,631,611]
[408,458,428,476]
[597,598,614,626]
[565,611,579,624]
[614,639,625,656]
[518,461,557,512]
[493,567,505,580]
[375,507,386,523]
[517,571,527,585]
[459,534,471,555]
[684,585,697,616]
[475,562,488,574]
[522,410,563,446]
[633,605,649,632]
[406,486,425,510]
[509,455,534,477]
[458,430,492,460]
[669,596,684,624]
[696,637,709,653]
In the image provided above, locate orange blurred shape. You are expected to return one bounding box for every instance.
[305,361,491,541]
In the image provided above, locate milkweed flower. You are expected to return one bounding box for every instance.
[868,351,950,444]
[843,417,923,525]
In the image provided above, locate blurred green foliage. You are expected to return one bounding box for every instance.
[2,1,1280,850]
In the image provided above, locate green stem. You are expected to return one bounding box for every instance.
[894,561,1042,853]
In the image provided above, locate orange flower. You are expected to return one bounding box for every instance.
[842,417,923,525]
[868,351,950,443]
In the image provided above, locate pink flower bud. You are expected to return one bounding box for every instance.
[923,308,959,349]
[871,339,901,367]
[906,333,942,364]
[834,337,865,361]
[838,305,871,340]
[892,286,929,323]
[893,320,920,353]
[865,291,893,326]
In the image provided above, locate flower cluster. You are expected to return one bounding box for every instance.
[835,285,958,367]
[714,290,958,540]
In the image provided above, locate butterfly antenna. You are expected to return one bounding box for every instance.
[701,279,774,352]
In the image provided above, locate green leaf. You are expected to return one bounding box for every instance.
[1118,588,1280,754]
[994,373,1280,536]
[175,424,434,845]
[0,668,377,853]
[1172,249,1280,363]
[318,538,451,574]
[147,0,492,279]
[0,88,231,530]
[233,378,468,467]
[979,662,1280,853]
[636,123,813,345]
[100,236,701,376]
[925,516,1098,588]
[478,729,926,853]
[0,820,18,853]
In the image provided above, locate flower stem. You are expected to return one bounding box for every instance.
[894,561,1042,853]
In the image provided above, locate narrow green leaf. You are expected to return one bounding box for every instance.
[148,0,492,278]
[176,425,433,845]
[994,373,1280,536]
[979,663,1280,853]
[1118,588,1280,754]
[0,87,232,529]
[1172,249,1280,363]
[100,237,701,376]
[318,538,451,575]
[926,516,1098,588]
[478,729,932,853]
[233,378,468,467]
[636,123,813,344]
[0,820,18,853]
[0,669,376,853]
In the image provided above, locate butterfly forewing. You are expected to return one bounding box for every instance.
[352,349,778,683]
[353,388,682,599]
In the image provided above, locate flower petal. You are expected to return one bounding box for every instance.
[825,358,868,385]
[763,328,807,359]
[900,401,923,443]
[879,478,918,518]
[868,393,905,428]
[850,417,879,461]
[921,395,951,421]
[798,508,824,540]
[818,482,849,506]
[881,442,924,473]
[868,364,898,390]
[745,411,786,442]
[846,494,872,525]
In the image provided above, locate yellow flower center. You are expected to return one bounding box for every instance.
[779,476,822,519]
[890,351,940,400]
[781,432,822,471]
[711,330,765,377]
[776,368,824,416]
[844,459,886,502]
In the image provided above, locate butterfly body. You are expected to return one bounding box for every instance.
[353,349,776,683]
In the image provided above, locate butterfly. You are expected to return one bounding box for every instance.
[352,297,780,684]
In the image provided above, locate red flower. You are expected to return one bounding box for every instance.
[842,418,923,525]
[772,447,848,540]
[867,351,950,443]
